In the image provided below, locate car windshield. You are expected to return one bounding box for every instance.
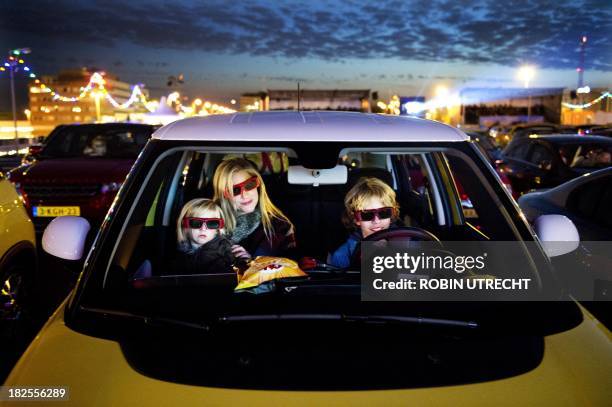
[82,141,559,325]
[39,126,152,159]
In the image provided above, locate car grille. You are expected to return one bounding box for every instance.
[22,184,101,200]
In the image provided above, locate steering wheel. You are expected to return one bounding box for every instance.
[351,226,441,268]
[363,226,440,243]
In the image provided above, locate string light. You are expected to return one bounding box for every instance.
[562,92,611,109]
[2,55,235,115]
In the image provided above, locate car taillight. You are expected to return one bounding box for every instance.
[496,171,517,199]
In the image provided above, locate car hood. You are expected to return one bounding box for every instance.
[10,158,134,184]
[5,302,611,406]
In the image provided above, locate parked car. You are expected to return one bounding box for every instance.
[586,125,612,138]
[5,112,610,405]
[499,134,612,195]
[7,123,157,233]
[0,173,36,327]
[496,123,561,147]
[518,167,612,239]
[466,131,503,162]
[518,167,612,313]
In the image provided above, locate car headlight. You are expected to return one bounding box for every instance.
[100,182,121,194]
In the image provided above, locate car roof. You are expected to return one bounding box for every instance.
[152,111,469,142]
[529,134,612,144]
[57,123,156,130]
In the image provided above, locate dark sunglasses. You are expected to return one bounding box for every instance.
[225,176,260,198]
[182,217,224,230]
[354,207,394,222]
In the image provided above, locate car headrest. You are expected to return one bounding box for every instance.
[346,167,394,190]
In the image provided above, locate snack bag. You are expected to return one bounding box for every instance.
[235,256,307,292]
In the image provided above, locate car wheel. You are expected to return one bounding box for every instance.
[1,261,36,343]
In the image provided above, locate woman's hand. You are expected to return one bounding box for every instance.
[232,244,252,260]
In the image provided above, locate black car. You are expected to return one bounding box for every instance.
[466,131,502,162]
[586,126,612,137]
[499,134,612,195]
[518,167,612,240]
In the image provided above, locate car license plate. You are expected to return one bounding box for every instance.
[33,206,80,217]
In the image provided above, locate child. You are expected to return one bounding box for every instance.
[175,198,235,274]
[328,177,400,268]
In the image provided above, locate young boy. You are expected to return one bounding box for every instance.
[328,177,399,268]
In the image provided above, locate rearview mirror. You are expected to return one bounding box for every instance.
[534,214,579,257]
[42,216,91,261]
[288,165,348,186]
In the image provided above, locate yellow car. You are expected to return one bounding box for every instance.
[3,113,610,405]
[0,173,36,325]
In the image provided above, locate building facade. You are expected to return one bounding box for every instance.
[459,87,564,126]
[561,88,612,125]
[267,89,370,112]
[29,68,146,136]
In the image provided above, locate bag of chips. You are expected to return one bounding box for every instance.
[235,256,307,293]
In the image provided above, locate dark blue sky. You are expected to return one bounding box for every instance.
[1,0,611,111]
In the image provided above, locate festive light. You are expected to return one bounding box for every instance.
[562,92,611,109]
[576,86,591,94]
[2,54,235,117]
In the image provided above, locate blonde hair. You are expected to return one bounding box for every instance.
[177,198,224,246]
[213,157,292,242]
[342,177,399,230]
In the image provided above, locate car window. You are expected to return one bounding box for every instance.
[566,175,612,227]
[569,144,612,169]
[528,144,553,166]
[505,142,530,160]
[105,144,526,288]
[40,126,152,159]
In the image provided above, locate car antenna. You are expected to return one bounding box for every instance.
[297,82,301,111]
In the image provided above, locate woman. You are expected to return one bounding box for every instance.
[213,157,296,259]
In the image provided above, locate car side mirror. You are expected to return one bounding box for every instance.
[21,145,43,164]
[42,216,91,260]
[534,214,579,257]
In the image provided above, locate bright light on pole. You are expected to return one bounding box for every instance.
[435,85,449,99]
[517,65,536,122]
[8,48,31,147]
[517,65,535,88]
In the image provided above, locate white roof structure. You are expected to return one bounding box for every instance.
[143,97,181,126]
[152,111,469,142]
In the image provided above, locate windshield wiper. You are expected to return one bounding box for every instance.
[219,313,478,329]
[79,306,212,332]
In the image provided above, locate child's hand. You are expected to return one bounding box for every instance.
[232,244,252,260]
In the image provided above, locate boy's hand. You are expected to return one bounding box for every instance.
[232,244,252,260]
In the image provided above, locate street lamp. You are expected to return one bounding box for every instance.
[517,65,536,122]
[7,47,31,147]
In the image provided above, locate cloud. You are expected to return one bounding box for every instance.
[0,0,610,71]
